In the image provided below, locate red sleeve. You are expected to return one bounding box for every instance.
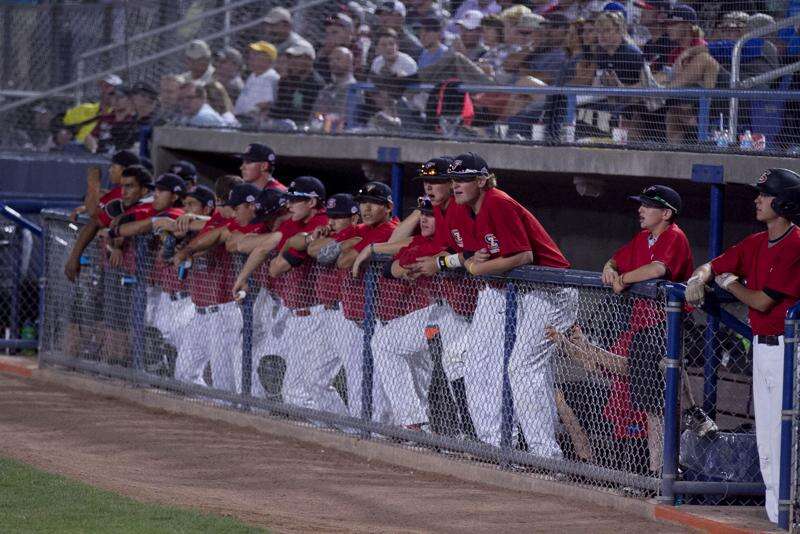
[710,235,755,276]
[127,203,156,221]
[488,199,531,257]
[763,234,800,298]
[396,237,444,268]
[612,236,637,274]
[651,228,693,279]
[334,225,360,242]
[353,221,397,253]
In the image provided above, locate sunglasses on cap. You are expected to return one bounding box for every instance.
[417,196,434,213]
[450,174,480,184]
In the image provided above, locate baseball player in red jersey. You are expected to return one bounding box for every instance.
[171,183,266,392]
[686,168,800,523]
[238,143,288,191]
[596,185,694,472]
[412,152,573,457]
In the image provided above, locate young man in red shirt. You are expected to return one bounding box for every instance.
[238,143,287,192]
[686,168,800,523]
[418,152,573,457]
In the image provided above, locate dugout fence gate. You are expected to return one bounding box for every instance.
[38,210,800,527]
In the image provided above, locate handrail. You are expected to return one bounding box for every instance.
[729,13,800,138]
[738,59,800,89]
[0,0,332,115]
[0,203,43,237]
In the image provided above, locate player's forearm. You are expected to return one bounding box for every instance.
[184,227,222,256]
[725,282,777,313]
[389,210,421,243]
[268,255,291,277]
[620,261,667,285]
[285,233,309,252]
[239,243,276,281]
[307,236,332,258]
[689,263,713,284]
[337,248,359,270]
[68,219,100,260]
[391,260,410,278]
[118,219,153,238]
[375,240,410,256]
[469,251,532,276]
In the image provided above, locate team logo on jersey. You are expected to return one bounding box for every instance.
[484,233,500,254]
[758,169,770,183]
[451,229,464,248]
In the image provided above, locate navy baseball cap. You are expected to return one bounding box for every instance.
[154,173,187,195]
[256,188,287,216]
[111,149,140,168]
[446,152,491,181]
[354,181,392,205]
[140,156,154,173]
[412,156,454,182]
[225,183,262,206]
[326,193,359,217]
[417,196,435,215]
[169,160,198,182]
[603,2,626,15]
[130,81,158,99]
[667,4,697,24]
[186,185,216,209]
[240,143,277,163]
[286,175,326,201]
[629,185,682,214]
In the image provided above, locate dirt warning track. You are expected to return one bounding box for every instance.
[0,373,687,533]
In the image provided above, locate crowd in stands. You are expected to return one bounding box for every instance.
[7,0,800,154]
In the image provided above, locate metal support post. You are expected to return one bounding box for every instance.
[377,146,403,218]
[360,263,378,437]
[235,254,254,398]
[660,285,685,504]
[130,236,148,371]
[500,282,518,462]
[778,304,800,530]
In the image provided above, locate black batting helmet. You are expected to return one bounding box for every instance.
[754,168,800,220]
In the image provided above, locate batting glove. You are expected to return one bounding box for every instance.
[685,275,707,306]
[715,272,739,290]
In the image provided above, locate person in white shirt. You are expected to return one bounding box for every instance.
[263,6,313,54]
[370,28,418,77]
[181,40,215,85]
[179,83,227,128]
[234,41,280,119]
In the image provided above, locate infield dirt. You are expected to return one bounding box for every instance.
[0,373,688,533]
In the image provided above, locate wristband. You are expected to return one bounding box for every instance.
[107,227,118,240]
[619,273,626,285]
[443,253,462,269]
[436,255,446,271]
[466,261,477,276]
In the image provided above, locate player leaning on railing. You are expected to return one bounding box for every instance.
[685,168,800,524]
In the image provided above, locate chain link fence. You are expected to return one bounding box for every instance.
[39,209,787,503]
[2,1,800,156]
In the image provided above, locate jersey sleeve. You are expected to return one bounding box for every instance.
[489,200,532,257]
[710,236,752,276]
[611,237,637,274]
[763,244,800,298]
[651,229,691,278]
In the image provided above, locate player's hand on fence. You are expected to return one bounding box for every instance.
[152,217,176,233]
[351,247,371,278]
[408,256,439,277]
[64,256,81,282]
[232,277,249,300]
[612,275,628,294]
[685,275,707,306]
[175,214,195,234]
[472,248,490,264]
[172,248,189,268]
[714,272,738,290]
[312,225,331,240]
[68,205,86,223]
[108,247,123,268]
[601,264,619,286]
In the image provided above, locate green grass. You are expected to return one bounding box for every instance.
[0,457,266,533]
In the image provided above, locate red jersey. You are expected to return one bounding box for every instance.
[612,223,694,282]
[265,178,288,192]
[338,219,398,321]
[448,188,569,268]
[710,227,800,335]
[96,187,123,228]
[273,213,329,310]
[186,216,235,307]
[226,218,265,234]
[314,225,358,307]
[375,235,440,321]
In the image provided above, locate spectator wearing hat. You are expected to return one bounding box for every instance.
[478,14,508,75]
[315,13,363,83]
[130,82,161,127]
[178,82,227,128]
[375,0,424,60]
[169,160,199,192]
[271,45,325,126]
[500,12,546,82]
[452,0,501,29]
[418,17,449,69]
[638,0,675,75]
[182,39,215,86]
[312,47,363,129]
[214,47,245,102]
[371,28,419,77]
[87,84,139,154]
[521,13,570,85]
[451,10,489,61]
[406,0,449,37]
[234,41,280,121]
[158,74,186,122]
[62,74,121,145]
[263,6,312,55]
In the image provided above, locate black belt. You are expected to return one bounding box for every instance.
[169,291,190,301]
[756,335,781,346]
[195,305,220,315]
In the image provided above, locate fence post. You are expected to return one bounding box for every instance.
[500,282,518,460]
[360,262,378,437]
[697,97,710,142]
[778,304,800,530]
[9,228,22,347]
[130,235,148,371]
[235,254,254,398]
[660,284,685,504]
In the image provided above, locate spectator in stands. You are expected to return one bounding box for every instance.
[87,85,139,154]
[213,47,245,103]
[159,74,186,121]
[315,13,361,83]
[263,7,312,54]
[312,46,362,127]
[418,17,449,69]
[593,11,644,88]
[178,82,228,128]
[205,82,240,127]
[452,0,501,30]
[371,28,419,77]
[271,45,325,126]
[406,0,449,37]
[522,13,570,85]
[710,10,748,42]
[62,74,121,144]
[451,10,488,61]
[639,0,674,75]
[234,41,280,123]
[554,17,594,86]
[375,1,424,59]
[182,39,215,85]
[659,4,722,144]
[367,75,413,133]
[501,12,545,82]
[131,82,161,127]
[478,14,508,76]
